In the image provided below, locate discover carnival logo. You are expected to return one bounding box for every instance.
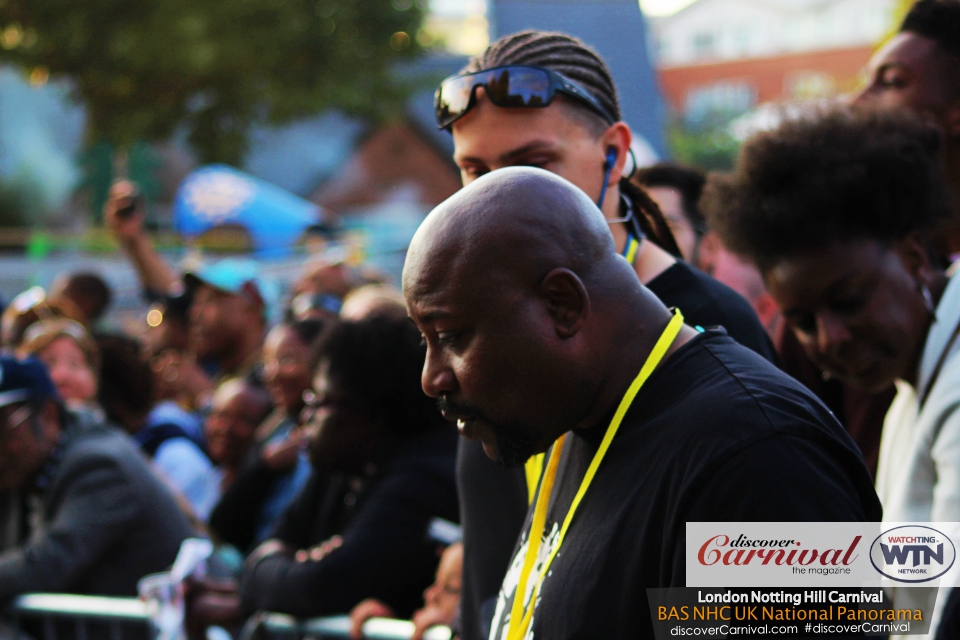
[697,534,861,570]
[869,525,956,583]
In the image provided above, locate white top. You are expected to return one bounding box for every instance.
[875,272,960,639]
[877,272,960,522]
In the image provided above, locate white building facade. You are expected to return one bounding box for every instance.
[652,0,897,68]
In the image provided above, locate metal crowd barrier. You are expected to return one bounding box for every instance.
[242,612,451,640]
[5,594,152,640]
[4,595,452,640]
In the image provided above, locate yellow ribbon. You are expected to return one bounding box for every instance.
[505,309,685,640]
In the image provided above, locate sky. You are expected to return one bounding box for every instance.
[639,0,697,16]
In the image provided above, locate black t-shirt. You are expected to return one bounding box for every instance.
[457,262,779,640]
[457,439,529,640]
[647,261,778,364]
[239,427,459,618]
[487,332,881,640]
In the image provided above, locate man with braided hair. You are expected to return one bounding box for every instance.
[855,0,960,255]
[433,30,776,640]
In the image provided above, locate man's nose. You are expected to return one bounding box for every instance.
[848,82,873,108]
[421,350,457,398]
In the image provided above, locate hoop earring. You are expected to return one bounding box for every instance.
[624,148,639,179]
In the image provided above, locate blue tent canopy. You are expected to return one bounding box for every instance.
[173,164,321,257]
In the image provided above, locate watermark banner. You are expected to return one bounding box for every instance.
[644,523,960,638]
[686,522,960,588]
[648,587,935,638]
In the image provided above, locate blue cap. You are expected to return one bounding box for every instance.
[184,258,279,317]
[0,356,58,409]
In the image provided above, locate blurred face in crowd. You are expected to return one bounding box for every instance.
[764,237,939,393]
[38,336,97,405]
[450,91,628,211]
[205,380,267,468]
[854,33,960,134]
[0,400,59,492]
[189,284,260,361]
[304,361,386,473]
[263,324,314,417]
[645,186,698,262]
[414,542,463,631]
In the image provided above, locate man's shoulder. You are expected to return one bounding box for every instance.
[648,262,751,321]
[54,425,156,488]
[640,332,845,448]
[617,334,880,521]
[647,263,776,362]
[65,424,141,462]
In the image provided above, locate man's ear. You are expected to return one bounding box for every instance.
[539,268,590,338]
[599,122,632,183]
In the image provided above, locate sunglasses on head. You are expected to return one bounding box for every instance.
[435,65,616,130]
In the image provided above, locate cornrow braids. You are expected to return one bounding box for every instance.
[620,179,683,258]
[467,30,682,258]
[465,30,621,124]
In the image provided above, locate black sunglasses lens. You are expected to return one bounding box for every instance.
[437,74,481,127]
[501,67,551,107]
[437,67,554,127]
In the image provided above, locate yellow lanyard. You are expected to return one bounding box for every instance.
[523,453,545,504]
[505,309,685,640]
[623,234,640,265]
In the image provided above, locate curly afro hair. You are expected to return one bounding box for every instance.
[701,107,952,273]
[312,316,446,438]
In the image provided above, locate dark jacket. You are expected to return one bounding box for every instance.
[240,427,459,618]
[0,421,195,599]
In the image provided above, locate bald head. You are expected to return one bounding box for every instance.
[403,167,620,301]
[403,167,674,466]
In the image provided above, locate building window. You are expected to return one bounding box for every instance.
[684,81,756,124]
[692,32,715,59]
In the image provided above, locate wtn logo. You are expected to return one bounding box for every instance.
[870,526,956,583]
[880,543,944,566]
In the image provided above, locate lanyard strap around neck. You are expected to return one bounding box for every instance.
[505,309,685,640]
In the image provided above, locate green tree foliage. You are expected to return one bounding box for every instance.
[0,0,425,164]
[667,116,741,171]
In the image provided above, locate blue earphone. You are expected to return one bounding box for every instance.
[597,147,617,209]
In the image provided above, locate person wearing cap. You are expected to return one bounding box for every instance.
[0,356,194,599]
[169,258,276,410]
[104,183,274,409]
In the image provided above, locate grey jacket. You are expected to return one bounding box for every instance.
[0,420,195,599]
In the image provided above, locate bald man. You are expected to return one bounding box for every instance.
[404,168,881,639]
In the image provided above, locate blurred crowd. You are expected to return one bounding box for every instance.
[0,0,958,639]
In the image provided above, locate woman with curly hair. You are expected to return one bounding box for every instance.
[703,107,956,635]
[705,107,955,518]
